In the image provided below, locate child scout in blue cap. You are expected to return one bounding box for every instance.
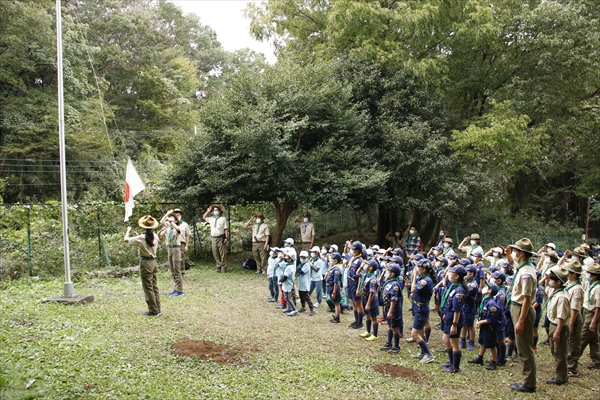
[326,252,343,323]
[469,281,501,370]
[440,265,467,373]
[380,264,404,354]
[359,260,381,342]
[409,259,435,363]
[545,265,571,385]
[491,270,508,366]
[461,261,478,351]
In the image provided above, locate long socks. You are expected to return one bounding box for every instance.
[393,333,400,348]
[425,328,431,343]
[497,344,506,364]
[387,330,393,345]
[507,342,515,357]
[354,310,359,324]
[358,312,364,325]
[366,320,372,334]
[453,351,462,370]
[373,323,379,337]
[447,349,453,364]
[418,340,432,356]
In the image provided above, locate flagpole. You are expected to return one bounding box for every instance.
[56,0,74,297]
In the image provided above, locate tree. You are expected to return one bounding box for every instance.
[165,60,388,245]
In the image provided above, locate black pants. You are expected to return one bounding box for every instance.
[299,290,314,310]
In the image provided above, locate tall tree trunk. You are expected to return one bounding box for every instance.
[421,215,441,249]
[365,208,375,233]
[376,205,391,247]
[272,196,297,246]
[354,209,363,237]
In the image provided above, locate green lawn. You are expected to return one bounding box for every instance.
[1,263,598,399]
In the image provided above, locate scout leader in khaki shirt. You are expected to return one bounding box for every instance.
[294,212,315,251]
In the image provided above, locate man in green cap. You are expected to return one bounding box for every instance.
[506,238,537,393]
[564,260,584,376]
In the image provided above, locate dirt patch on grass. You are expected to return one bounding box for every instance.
[373,364,422,380]
[171,340,254,365]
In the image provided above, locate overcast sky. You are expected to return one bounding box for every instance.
[170,0,276,63]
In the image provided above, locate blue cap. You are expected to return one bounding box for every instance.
[389,264,401,276]
[449,265,467,278]
[487,282,499,296]
[491,271,506,282]
[391,256,404,266]
[366,260,379,270]
[433,246,443,252]
[458,258,472,266]
[417,259,432,269]
[413,254,425,261]
[471,250,483,259]
[466,264,478,274]
[392,248,403,256]
[436,256,448,267]
[447,253,459,260]
[350,241,364,251]
[330,252,342,262]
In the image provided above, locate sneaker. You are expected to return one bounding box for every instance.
[330,316,340,323]
[540,338,550,345]
[262,271,266,274]
[434,323,442,330]
[420,354,435,364]
[276,304,283,309]
[287,311,298,317]
[467,343,475,351]
[348,322,358,329]
[171,291,184,297]
[314,303,320,308]
[380,343,393,351]
[405,337,415,343]
[460,338,466,348]
[485,362,497,370]
[168,290,176,295]
[299,308,306,313]
[468,356,483,365]
[143,311,160,316]
[588,362,600,370]
[352,323,364,330]
[443,366,460,373]
[568,370,580,377]
[282,308,290,313]
[440,361,451,368]
[388,347,400,355]
[511,354,519,362]
[410,353,424,360]
[309,310,315,316]
[267,297,274,302]
[510,382,536,393]
[545,377,567,385]
[366,335,378,342]
[359,331,372,338]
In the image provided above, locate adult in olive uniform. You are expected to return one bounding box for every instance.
[545,266,571,385]
[244,212,270,274]
[124,215,161,316]
[564,260,585,376]
[203,205,229,272]
[506,238,538,393]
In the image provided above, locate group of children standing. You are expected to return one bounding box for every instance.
[263,233,600,392]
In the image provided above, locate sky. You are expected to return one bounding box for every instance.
[170,0,276,63]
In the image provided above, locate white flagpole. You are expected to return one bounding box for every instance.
[56,0,74,297]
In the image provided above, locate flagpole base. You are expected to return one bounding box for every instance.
[63,282,75,297]
[44,293,94,304]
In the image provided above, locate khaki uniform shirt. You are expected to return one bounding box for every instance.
[511,261,537,305]
[179,221,191,245]
[206,216,227,237]
[159,225,182,246]
[583,280,600,311]
[300,221,315,243]
[128,233,159,258]
[566,280,584,313]
[252,223,270,242]
[547,288,571,326]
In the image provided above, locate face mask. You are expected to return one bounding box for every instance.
[548,280,556,288]
[310,253,318,258]
[439,234,444,239]
[300,258,307,262]
[269,251,275,257]
[303,218,309,223]
[585,273,592,281]
[409,230,415,235]
[433,250,439,256]
[493,252,500,258]
[256,218,262,223]
[470,240,477,246]
[435,261,442,268]
[443,243,450,248]
[213,211,220,217]
[381,261,387,267]
[482,287,490,295]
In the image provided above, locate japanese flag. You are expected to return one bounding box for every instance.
[124,158,145,222]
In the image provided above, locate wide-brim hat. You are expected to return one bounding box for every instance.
[255,212,265,219]
[583,262,600,274]
[173,208,183,215]
[442,237,453,244]
[545,250,559,261]
[549,265,570,284]
[573,247,587,258]
[211,204,223,212]
[470,233,480,240]
[564,260,582,275]
[508,238,536,256]
[138,215,159,229]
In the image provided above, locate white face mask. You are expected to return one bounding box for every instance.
[213,211,220,217]
[300,257,307,262]
[435,261,442,268]
[256,218,262,223]
[493,252,500,258]
[470,240,477,246]
[482,287,490,295]
[310,252,318,258]
[433,250,440,256]
[443,243,450,248]
[303,218,309,223]
[409,229,415,235]
[548,280,556,288]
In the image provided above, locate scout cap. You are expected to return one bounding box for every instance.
[392,248,403,256]
[573,247,587,258]
[391,256,404,266]
[583,262,600,274]
[549,265,569,283]
[299,251,309,258]
[458,258,472,266]
[138,215,159,229]
[545,250,559,261]
[466,264,478,274]
[435,256,448,267]
[448,266,467,278]
[564,259,582,275]
[350,241,364,251]
[508,238,536,256]
[366,260,379,270]
[284,238,295,245]
[442,237,453,244]
[389,264,401,276]
[447,253,459,260]
[470,233,480,240]
[471,250,483,259]
[330,252,342,262]
[487,282,499,296]
[310,246,320,253]
[491,270,506,282]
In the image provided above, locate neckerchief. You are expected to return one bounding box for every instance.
[565,279,581,293]
[441,282,461,310]
[254,222,262,236]
[302,221,310,234]
[478,295,490,318]
[588,280,600,306]
[507,260,531,303]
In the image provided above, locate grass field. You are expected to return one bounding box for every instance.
[1,259,599,399]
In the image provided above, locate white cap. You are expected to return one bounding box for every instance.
[299,250,309,258]
[376,249,386,254]
[284,238,295,245]
[371,245,380,251]
[546,243,556,250]
[310,246,320,252]
[283,248,294,256]
[366,249,373,256]
[331,244,339,251]
[493,247,503,254]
